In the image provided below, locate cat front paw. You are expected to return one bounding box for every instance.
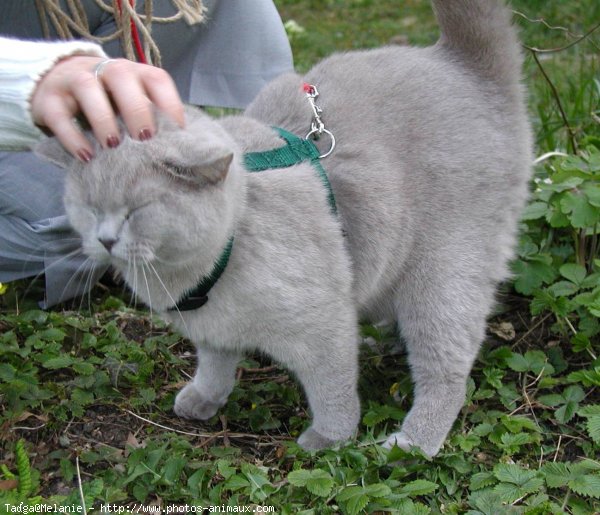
[382,430,438,458]
[173,383,223,420]
[297,427,338,451]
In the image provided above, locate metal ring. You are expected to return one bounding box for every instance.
[93,59,118,81]
[306,128,336,159]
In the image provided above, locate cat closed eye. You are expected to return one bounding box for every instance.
[125,202,153,220]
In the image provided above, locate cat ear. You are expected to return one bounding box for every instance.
[164,150,233,186]
[199,151,234,184]
[34,137,76,169]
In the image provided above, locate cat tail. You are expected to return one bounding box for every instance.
[432,0,523,85]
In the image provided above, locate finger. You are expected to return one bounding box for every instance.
[41,95,94,162]
[100,60,156,140]
[68,70,122,149]
[141,67,185,128]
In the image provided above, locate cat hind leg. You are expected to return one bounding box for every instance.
[385,271,495,457]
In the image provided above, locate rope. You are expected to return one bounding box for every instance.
[35,0,205,66]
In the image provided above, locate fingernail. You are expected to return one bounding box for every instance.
[77,149,93,163]
[106,135,120,148]
[138,128,153,141]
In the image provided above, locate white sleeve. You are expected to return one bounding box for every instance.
[0,36,107,150]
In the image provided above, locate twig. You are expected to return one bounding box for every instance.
[123,408,262,440]
[522,20,600,54]
[529,50,579,154]
[512,313,552,349]
[10,424,47,431]
[76,456,87,515]
[553,434,562,462]
[533,151,569,165]
[560,314,598,360]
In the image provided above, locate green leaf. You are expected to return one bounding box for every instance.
[560,263,588,286]
[561,191,600,228]
[468,490,506,515]
[160,456,186,485]
[568,474,600,498]
[568,368,600,387]
[522,201,549,220]
[563,385,586,403]
[571,333,592,353]
[556,401,578,424]
[362,404,405,426]
[453,433,481,452]
[505,350,555,376]
[578,404,600,417]
[363,483,392,498]
[399,479,438,497]
[499,432,532,450]
[548,280,579,297]
[578,405,600,444]
[493,463,537,485]
[505,352,529,372]
[337,486,369,515]
[287,469,312,487]
[582,182,600,207]
[288,469,333,497]
[224,474,250,491]
[0,363,16,382]
[42,355,75,369]
[538,393,564,407]
[494,477,544,504]
[501,415,541,433]
[542,462,572,488]
[71,388,94,406]
[470,472,497,491]
[39,327,66,342]
[512,257,556,295]
[72,362,95,375]
[493,482,527,504]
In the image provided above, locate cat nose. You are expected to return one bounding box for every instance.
[98,237,118,253]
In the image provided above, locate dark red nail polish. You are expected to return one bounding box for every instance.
[77,149,93,163]
[138,128,153,141]
[106,135,120,148]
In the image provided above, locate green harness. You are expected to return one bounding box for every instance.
[170,128,336,312]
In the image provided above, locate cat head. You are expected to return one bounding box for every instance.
[35,107,243,272]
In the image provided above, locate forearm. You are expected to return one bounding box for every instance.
[0,36,106,150]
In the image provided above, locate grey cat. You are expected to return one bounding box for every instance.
[37,0,532,457]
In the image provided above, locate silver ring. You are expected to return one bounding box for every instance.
[305,127,336,159]
[93,59,117,81]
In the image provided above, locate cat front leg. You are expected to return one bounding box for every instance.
[295,362,361,450]
[174,345,241,421]
[271,328,361,451]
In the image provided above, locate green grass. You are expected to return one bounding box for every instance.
[1,1,600,513]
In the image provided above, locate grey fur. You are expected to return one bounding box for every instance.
[37,0,532,457]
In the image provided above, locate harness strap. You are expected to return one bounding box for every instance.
[170,127,337,312]
[169,237,234,312]
[244,128,337,215]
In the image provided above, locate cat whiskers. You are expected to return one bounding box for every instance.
[74,257,98,314]
[144,259,190,334]
[48,250,96,313]
[21,246,97,307]
[139,258,154,319]
[125,254,139,309]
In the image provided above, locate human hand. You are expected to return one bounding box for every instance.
[30,55,185,162]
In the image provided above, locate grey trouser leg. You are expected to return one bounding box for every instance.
[0,151,107,306]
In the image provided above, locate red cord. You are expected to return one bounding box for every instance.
[115,0,148,64]
[303,83,315,94]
